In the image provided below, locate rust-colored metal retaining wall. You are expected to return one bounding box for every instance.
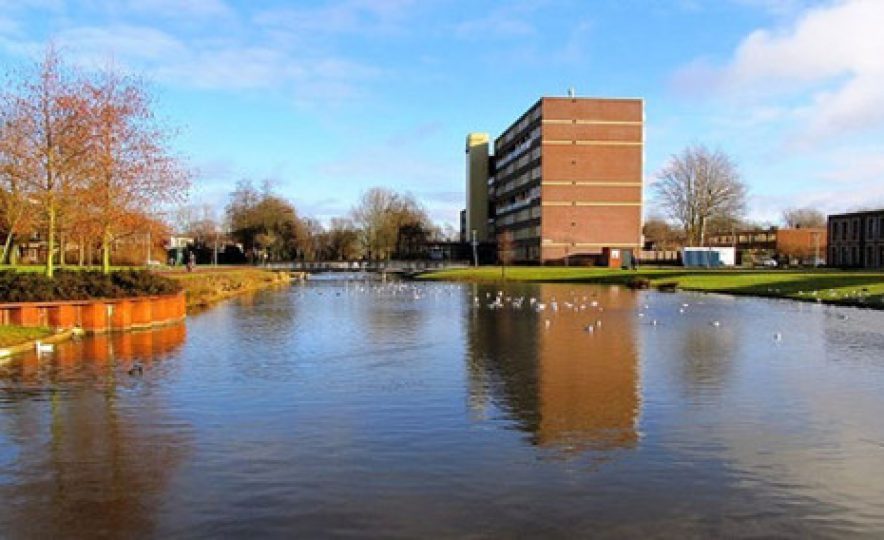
[0,292,186,333]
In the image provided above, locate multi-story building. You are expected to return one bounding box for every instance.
[464,95,644,264]
[707,226,827,266]
[828,209,884,268]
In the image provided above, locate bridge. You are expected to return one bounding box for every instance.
[266,260,468,275]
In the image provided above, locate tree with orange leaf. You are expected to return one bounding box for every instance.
[82,66,190,273]
[1,47,90,276]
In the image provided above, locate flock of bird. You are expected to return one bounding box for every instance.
[466,288,795,340]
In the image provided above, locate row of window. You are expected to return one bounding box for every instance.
[709,232,777,245]
[496,106,542,152]
[494,165,541,197]
[500,224,541,242]
[495,205,541,227]
[830,216,884,242]
[830,245,884,268]
[495,128,541,169]
[495,186,541,216]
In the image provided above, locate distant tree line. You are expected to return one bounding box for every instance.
[188,183,445,264]
[0,47,190,275]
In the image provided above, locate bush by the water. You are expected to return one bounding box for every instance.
[0,270,181,302]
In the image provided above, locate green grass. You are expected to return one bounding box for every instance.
[417,266,884,308]
[0,325,53,348]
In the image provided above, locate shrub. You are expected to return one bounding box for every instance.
[0,270,181,302]
[626,277,651,290]
[656,281,679,292]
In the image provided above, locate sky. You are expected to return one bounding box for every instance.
[1,0,882,228]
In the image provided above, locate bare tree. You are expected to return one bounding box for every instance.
[654,145,747,246]
[782,207,826,229]
[350,187,432,261]
[642,215,685,250]
[497,230,514,279]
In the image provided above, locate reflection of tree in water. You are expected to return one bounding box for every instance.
[0,325,191,538]
[466,284,641,456]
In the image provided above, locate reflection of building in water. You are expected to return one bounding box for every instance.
[536,285,639,452]
[466,284,640,454]
[0,324,189,538]
[466,284,541,432]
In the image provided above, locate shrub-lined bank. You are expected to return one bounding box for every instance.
[416,267,884,309]
[164,268,296,308]
[0,270,181,302]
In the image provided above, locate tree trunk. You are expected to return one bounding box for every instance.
[78,237,85,266]
[46,206,56,278]
[59,233,66,268]
[1,232,13,266]
[102,227,112,274]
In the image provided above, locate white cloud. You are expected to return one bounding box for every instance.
[688,0,884,145]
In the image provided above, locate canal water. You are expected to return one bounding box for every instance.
[1,277,884,538]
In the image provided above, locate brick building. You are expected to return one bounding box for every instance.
[463,95,644,264]
[828,209,884,268]
[707,226,826,266]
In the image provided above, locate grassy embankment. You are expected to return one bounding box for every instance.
[163,268,297,309]
[417,266,884,309]
[0,326,53,348]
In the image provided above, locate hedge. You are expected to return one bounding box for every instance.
[0,270,182,302]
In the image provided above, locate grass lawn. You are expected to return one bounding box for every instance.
[417,266,884,308]
[0,325,53,348]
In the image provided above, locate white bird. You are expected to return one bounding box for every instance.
[35,341,54,354]
[584,324,595,333]
[773,332,782,341]
[711,320,721,327]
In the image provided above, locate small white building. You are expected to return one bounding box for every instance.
[682,247,736,267]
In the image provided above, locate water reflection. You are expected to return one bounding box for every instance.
[0,325,190,538]
[0,281,883,537]
[467,283,640,456]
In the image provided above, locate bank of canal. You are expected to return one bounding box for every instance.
[417,266,884,309]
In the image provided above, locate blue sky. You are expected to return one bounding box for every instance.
[1,0,882,228]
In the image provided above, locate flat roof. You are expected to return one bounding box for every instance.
[828,209,884,218]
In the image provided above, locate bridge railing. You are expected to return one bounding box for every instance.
[266,260,470,272]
